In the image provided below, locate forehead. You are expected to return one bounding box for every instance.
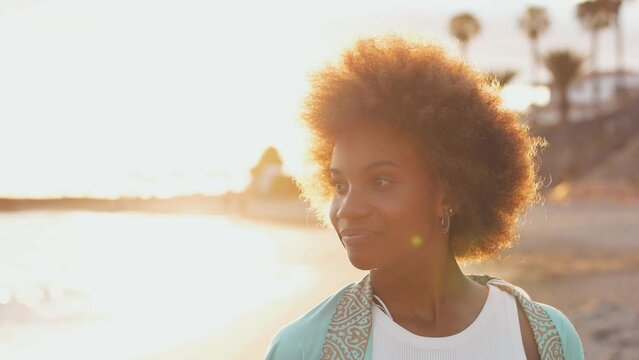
[329,122,424,171]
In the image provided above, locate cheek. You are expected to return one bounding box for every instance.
[382,191,437,235]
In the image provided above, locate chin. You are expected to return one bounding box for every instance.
[346,251,379,271]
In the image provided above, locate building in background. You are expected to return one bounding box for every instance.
[245,147,300,199]
[532,70,639,125]
[224,146,310,223]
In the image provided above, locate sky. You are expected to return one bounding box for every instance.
[0,0,637,198]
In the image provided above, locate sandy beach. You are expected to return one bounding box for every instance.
[141,201,639,360]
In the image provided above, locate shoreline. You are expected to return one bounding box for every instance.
[140,202,639,360]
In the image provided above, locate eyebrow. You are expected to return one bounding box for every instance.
[329,161,398,174]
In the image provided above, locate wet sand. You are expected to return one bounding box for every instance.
[141,201,639,360]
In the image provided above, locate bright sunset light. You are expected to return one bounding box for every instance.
[2,1,638,359]
[501,84,551,112]
[0,0,637,199]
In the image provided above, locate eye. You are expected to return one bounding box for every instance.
[331,180,347,195]
[374,178,391,188]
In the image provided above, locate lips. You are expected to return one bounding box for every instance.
[340,228,380,245]
[340,228,378,237]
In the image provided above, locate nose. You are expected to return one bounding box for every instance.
[335,187,373,219]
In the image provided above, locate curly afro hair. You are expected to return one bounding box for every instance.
[295,35,546,263]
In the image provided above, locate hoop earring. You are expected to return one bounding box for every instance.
[441,208,454,234]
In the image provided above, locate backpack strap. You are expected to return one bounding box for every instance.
[321,274,373,360]
[468,274,566,360]
[321,273,567,360]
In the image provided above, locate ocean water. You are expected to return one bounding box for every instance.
[0,211,318,359]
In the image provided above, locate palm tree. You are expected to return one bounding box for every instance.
[576,0,613,104]
[518,6,550,84]
[449,13,481,59]
[601,0,633,94]
[544,50,584,125]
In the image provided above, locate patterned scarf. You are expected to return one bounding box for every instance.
[320,273,565,360]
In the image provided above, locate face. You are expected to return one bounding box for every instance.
[328,122,446,271]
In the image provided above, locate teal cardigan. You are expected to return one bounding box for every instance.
[265,274,584,360]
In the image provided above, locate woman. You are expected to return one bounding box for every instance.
[265,35,584,359]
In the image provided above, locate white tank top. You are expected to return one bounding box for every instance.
[371,284,527,359]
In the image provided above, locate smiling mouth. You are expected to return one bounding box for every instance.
[342,232,378,245]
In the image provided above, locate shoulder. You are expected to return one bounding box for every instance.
[264,282,353,360]
[478,276,584,360]
[513,295,584,360]
[514,299,540,360]
[536,302,585,360]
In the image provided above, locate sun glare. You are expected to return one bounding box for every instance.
[1,212,318,359]
[501,84,551,112]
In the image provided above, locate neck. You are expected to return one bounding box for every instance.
[369,242,478,323]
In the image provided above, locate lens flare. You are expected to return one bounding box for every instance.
[410,235,423,247]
